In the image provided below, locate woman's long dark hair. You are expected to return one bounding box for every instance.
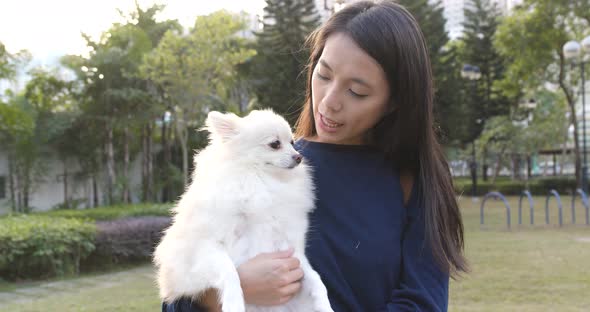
[295,1,467,277]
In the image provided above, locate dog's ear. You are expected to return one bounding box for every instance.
[204,111,241,142]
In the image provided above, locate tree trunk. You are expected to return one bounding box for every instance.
[141,124,148,202]
[123,125,130,204]
[512,153,522,180]
[161,115,170,202]
[8,152,16,213]
[15,163,22,213]
[491,146,505,185]
[147,124,153,201]
[527,154,532,180]
[482,146,488,181]
[558,50,581,186]
[106,121,115,205]
[23,168,30,212]
[174,116,189,187]
[63,158,69,208]
[92,174,98,208]
[141,123,155,202]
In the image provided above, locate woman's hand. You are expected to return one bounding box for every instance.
[237,248,305,306]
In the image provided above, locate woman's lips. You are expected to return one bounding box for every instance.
[318,113,343,132]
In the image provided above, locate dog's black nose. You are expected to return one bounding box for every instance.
[293,154,302,164]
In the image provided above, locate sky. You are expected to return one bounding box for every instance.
[0,0,266,67]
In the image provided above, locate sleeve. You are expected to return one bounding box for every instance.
[161,298,208,312]
[378,184,450,312]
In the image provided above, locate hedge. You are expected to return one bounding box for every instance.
[0,215,96,280]
[34,203,172,221]
[0,202,174,281]
[81,216,171,271]
[453,177,577,196]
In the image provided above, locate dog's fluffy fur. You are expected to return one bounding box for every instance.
[154,110,333,312]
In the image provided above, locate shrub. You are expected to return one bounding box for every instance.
[0,215,96,280]
[453,177,577,196]
[81,216,171,271]
[37,203,172,221]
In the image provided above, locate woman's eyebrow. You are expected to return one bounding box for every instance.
[319,59,333,71]
[320,59,372,89]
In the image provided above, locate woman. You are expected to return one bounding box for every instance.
[164,1,467,311]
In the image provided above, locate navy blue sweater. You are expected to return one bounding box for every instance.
[163,140,449,312]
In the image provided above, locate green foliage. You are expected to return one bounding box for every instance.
[32,203,172,221]
[453,177,576,196]
[249,0,320,125]
[141,10,256,186]
[0,216,96,280]
[494,0,590,186]
[0,100,34,144]
[398,0,465,144]
[141,10,256,113]
[0,42,31,82]
[458,0,512,143]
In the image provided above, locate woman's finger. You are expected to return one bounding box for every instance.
[278,281,302,297]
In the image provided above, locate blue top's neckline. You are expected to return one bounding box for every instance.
[296,138,380,152]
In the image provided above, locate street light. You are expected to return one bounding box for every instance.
[563,35,590,192]
[461,64,481,199]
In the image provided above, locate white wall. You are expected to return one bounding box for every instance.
[0,152,145,214]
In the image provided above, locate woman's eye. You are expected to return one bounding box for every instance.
[316,72,329,80]
[349,89,368,98]
[269,140,281,150]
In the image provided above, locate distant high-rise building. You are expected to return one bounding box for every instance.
[441,0,523,39]
[315,0,360,23]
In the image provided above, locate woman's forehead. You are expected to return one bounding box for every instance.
[320,33,387,86]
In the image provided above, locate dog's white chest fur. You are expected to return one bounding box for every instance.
[153,110,333,312]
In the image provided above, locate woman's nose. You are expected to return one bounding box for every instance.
[322,86,343,112]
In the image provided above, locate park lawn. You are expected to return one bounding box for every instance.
[449,195,590,311]
[1,196,589,311]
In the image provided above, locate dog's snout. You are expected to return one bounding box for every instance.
[293,153,302,164]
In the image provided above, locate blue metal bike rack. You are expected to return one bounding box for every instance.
[481,191,512,229]
[571,188,590,225]
[545,190,563,227]
[518,190,534,225]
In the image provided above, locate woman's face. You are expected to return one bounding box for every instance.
[311,32,391,145]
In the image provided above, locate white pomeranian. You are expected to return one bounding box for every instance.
[154,110,333,312]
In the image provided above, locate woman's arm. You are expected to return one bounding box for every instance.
[378,178,450,312]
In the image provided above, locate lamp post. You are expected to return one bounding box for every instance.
[461,64,482,198]
[563,35,590,192]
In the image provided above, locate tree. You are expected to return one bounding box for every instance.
[141,10,256,189]
[495,0,590,187]
[398,0,460,142]
[460,0,513,180]
[478,90,568,182]
[0,43,30,81]
[122,3,182,202]
[0,97,34,212]
[24,69,78,208]
[249,0,320,125]
[61,3,180,205]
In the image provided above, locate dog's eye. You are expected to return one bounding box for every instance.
[290,140,294,145]
[269,140,281,150]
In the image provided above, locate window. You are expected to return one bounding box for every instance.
[0,176,5,199]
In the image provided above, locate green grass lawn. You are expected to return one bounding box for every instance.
[449,195,590,311]
[1,196,589,311]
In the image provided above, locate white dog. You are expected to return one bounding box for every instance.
[154,110,333,312]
